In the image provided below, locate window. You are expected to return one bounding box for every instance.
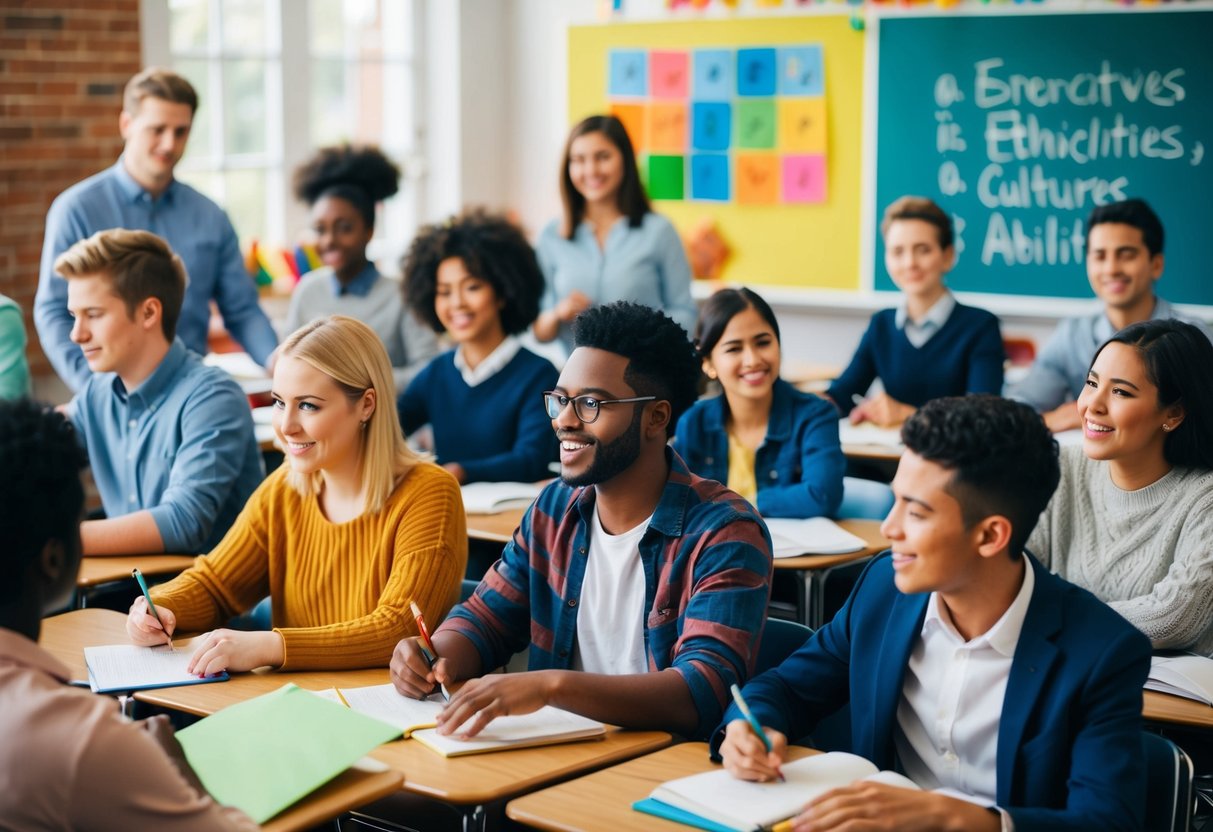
[142,0,424,266]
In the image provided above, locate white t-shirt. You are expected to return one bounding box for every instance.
[572,505,650,675]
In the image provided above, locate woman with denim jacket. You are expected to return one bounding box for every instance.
[673,288,845,518]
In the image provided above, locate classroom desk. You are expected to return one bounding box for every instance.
[772,518,889,628]
[466,507,526,545]
[262,763,402,832]
[75,554,196,608]
[1143,690,1213,731]
[505,741,820,832]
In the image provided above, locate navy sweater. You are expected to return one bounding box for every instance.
[398,347,559,483]
[827,303,1004,413]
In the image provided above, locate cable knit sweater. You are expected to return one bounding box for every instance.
[151,463,467,670]
[1027,446,1213,655]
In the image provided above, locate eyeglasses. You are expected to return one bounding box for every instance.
[542,391,656,424]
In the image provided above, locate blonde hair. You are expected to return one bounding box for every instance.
[880,195,954,249]
[279,316,424,512]
[124,67,198,115]
[54,229,187,341]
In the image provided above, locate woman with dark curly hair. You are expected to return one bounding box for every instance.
[287,144,438,391]
[399,208,558,484]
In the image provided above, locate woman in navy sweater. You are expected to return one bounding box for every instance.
[398,209,558,484]
[827,197,1004,427]
[674,288,845,518]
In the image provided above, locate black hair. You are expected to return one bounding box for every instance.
[402,208,544,336]
[901,395,1060,559]
[0,399,87,604]
[694,287,780,359]
[1086,198,1164,257]
[1094,319,1213,470]
[292,144,401,229]
[559,114,650,239]
[571,301,700,439]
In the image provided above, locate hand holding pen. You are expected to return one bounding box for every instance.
[721,684,788,783]
[408,600,450,701]
[127,568,176,650]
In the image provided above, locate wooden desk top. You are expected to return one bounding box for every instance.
[1143,690,1213,730]
[262,763,402,832]
[505,741,819,832]
[371,728,672,806]
[77,554,196,588]
[772,518,888,571]
[466,508,526,545]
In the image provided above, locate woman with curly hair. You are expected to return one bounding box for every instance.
[399,208,558,484]
[287,144,438,391]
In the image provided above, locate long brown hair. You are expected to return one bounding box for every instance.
[558,115,650,239]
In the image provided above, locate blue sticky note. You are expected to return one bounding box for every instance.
[692,102,731,152]
[779,46,824,96]
[691,154,730,201]
[609,50,648,98]
[692,49,733,102]
[737,48,777,97]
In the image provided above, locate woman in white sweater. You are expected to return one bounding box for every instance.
[1027,318,1213,654]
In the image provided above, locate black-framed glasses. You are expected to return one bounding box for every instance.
[542,391,657,424]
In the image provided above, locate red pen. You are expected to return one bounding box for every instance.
[410,600,448,701]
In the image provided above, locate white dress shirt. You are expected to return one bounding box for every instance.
[454,335,523,387]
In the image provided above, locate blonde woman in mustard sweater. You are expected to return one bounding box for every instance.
[125,315,467,672]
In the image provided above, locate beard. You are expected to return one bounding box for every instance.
[560,408,643,488]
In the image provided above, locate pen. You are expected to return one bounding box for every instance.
[730,683,785,782]
[132,568,174,651]
[851,393,865,407]
[410,600,449,702]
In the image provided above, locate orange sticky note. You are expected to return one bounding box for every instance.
[647,102,688,154]
[735,154,780,204]
[778,98,827,153]
[611,103,648,154]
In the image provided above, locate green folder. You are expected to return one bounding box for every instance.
[176,683,402,823]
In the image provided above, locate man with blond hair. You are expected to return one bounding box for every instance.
[56,229,262,555]
[36,67,277,392]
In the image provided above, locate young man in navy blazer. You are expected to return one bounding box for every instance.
[716,394,1151,832]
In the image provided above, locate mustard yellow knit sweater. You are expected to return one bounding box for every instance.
[151,463,467,670]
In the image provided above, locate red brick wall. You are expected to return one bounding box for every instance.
[0,1,142,381]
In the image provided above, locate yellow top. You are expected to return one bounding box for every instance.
[152,463,467,671]
[726,432,758,503]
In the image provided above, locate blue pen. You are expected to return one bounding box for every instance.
[132,568,174,651]
[730,683,785,782]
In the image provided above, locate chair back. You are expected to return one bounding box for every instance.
[838,476,894,521]
[755,618,813,674]
[460,578,479,603]
[1143,732,1194,832]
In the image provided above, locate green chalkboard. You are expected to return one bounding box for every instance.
[874,9,1213,306]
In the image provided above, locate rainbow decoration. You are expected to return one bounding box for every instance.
[244,241,318,293]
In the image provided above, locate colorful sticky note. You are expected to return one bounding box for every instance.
[737,48,777,97]
[691,154,730,201]
[692,49,733,102]
[736,99,776,149]
[647,102,688,153]
[735,153,780,204]
[691,102,731,152]
[610,103,648,154]
[609,50,648,97]
[782,154,827,203]
[778,46,825,96]
[646,154,685,200]
[650,50,689,99]
[778,98,827,152]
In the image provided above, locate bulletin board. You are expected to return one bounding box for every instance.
[568,16,865,290]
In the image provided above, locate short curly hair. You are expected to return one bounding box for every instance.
[0,399,87,604]
[571,301,700,439]
[292,144,401,228]
[901,394,1059,559]
[402,208,544,336]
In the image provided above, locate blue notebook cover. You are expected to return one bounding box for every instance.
[632,797,745,832]
[84,643,230,694]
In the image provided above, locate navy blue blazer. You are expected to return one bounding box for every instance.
[715,553,1151,832]
[673,379,845,518]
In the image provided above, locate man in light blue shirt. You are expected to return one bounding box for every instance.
[1008,198,1211,432]
[56,228,262,556]
[35,67,277,392]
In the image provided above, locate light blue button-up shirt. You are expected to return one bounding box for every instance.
[69,339,264,554]
[35,160,279,391]
[536,212,696,355]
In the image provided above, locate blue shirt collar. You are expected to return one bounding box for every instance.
[701,378,794,442]
[328,262,379,298]
[111,157,177,205]
[110,338,190,404]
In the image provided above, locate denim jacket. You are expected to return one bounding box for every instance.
[673,378,845,518]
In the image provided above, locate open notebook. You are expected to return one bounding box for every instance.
[636,751,995,832]
[1146,654,1213,706]
[321,682,606,757]
[763,517,868,558]
[83,643,228,694]
[460,482,543,514]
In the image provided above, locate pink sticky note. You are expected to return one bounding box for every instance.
[782,154,827,203]
[650,51,689,99]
